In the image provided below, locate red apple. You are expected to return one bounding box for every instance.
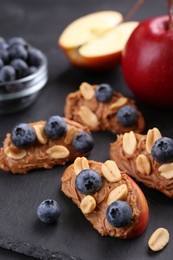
[122,15,173,108]
[58,11,139,70]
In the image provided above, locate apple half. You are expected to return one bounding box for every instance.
[58,11,139,70]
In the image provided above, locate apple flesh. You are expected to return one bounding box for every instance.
[58,11,139,70]
[122,15,173,108]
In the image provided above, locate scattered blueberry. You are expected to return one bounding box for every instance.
[117,105,138,127]
[106,200,132,228]
[28,48,43,66]
[75,169,102,195]
[151,137,173,163]
[0,65,16,82]
[11,123,36,148]
[11,59,28,79]
[8,37,27,47]
[0,59,4,70]
[72,132,94,154]
[27,66,37,76]
[9,45,28,60]
[95,84,113,103]
[37,199,61,224]
[44,116,67,139]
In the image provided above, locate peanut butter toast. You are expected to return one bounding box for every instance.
[0,116,94,174]
[110,128,173,198]
[64,82,145,133]
[61,157,148,239]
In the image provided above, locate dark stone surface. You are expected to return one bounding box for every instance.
[0,0,173,259]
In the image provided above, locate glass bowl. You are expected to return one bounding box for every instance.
[0,52,48,114]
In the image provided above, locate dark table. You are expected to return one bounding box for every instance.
[0,0,173,259]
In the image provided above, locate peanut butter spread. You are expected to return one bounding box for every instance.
[110,130,173,198]
[64,83,145,133]
[0,118,90,174]
[61,159,147,238]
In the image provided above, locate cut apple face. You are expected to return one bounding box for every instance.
[58,11,139,70]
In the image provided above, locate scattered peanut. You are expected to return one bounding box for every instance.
[148,228,169,251]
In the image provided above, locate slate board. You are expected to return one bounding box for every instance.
[0,0,173,259]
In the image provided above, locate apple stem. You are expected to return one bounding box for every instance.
[123,0,144,22]
[168,0,173,30]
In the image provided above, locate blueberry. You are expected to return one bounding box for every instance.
[27,66,37,76]
[75,169,102,195]
[72,132,94,154]
[106,200,132,228]
[8,37,27,47]
[45,116,67,139]
[11,59,28,79]
[0,65,16,82]
[37,199,61,224]
[0,48,9,63]
[0,58,4,70]
[151,137,173,163]
[117,105,138,127]
[11,123,36,148]
[95,84,113,103]
[28,48,43,67]
[9,45,28,60]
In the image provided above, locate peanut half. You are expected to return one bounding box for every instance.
[158,162,173,179]
[101,160,121,182]
[80,195,96,214]
[64,126,77,145]
[109,97,127,110]
[4,146,27,160]
[107,184,128,206]
[146,128,162,154]
[136,154,151,175]
[78,106,99,128]
[46,145,69,159]
[33,124,48,144]
[123,131,137,156]
[79,82,94,100]
[148,228,169,251]
[74,157,89,175]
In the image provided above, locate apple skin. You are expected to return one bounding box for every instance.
[122,16,173,108]
[126,176,149,239]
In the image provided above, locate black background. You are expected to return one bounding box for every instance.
[0,0,173,259]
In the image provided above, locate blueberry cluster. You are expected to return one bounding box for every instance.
[0,36,43,83]
[11,115,94,154]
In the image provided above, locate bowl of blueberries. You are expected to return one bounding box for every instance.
[0,36,48,114]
